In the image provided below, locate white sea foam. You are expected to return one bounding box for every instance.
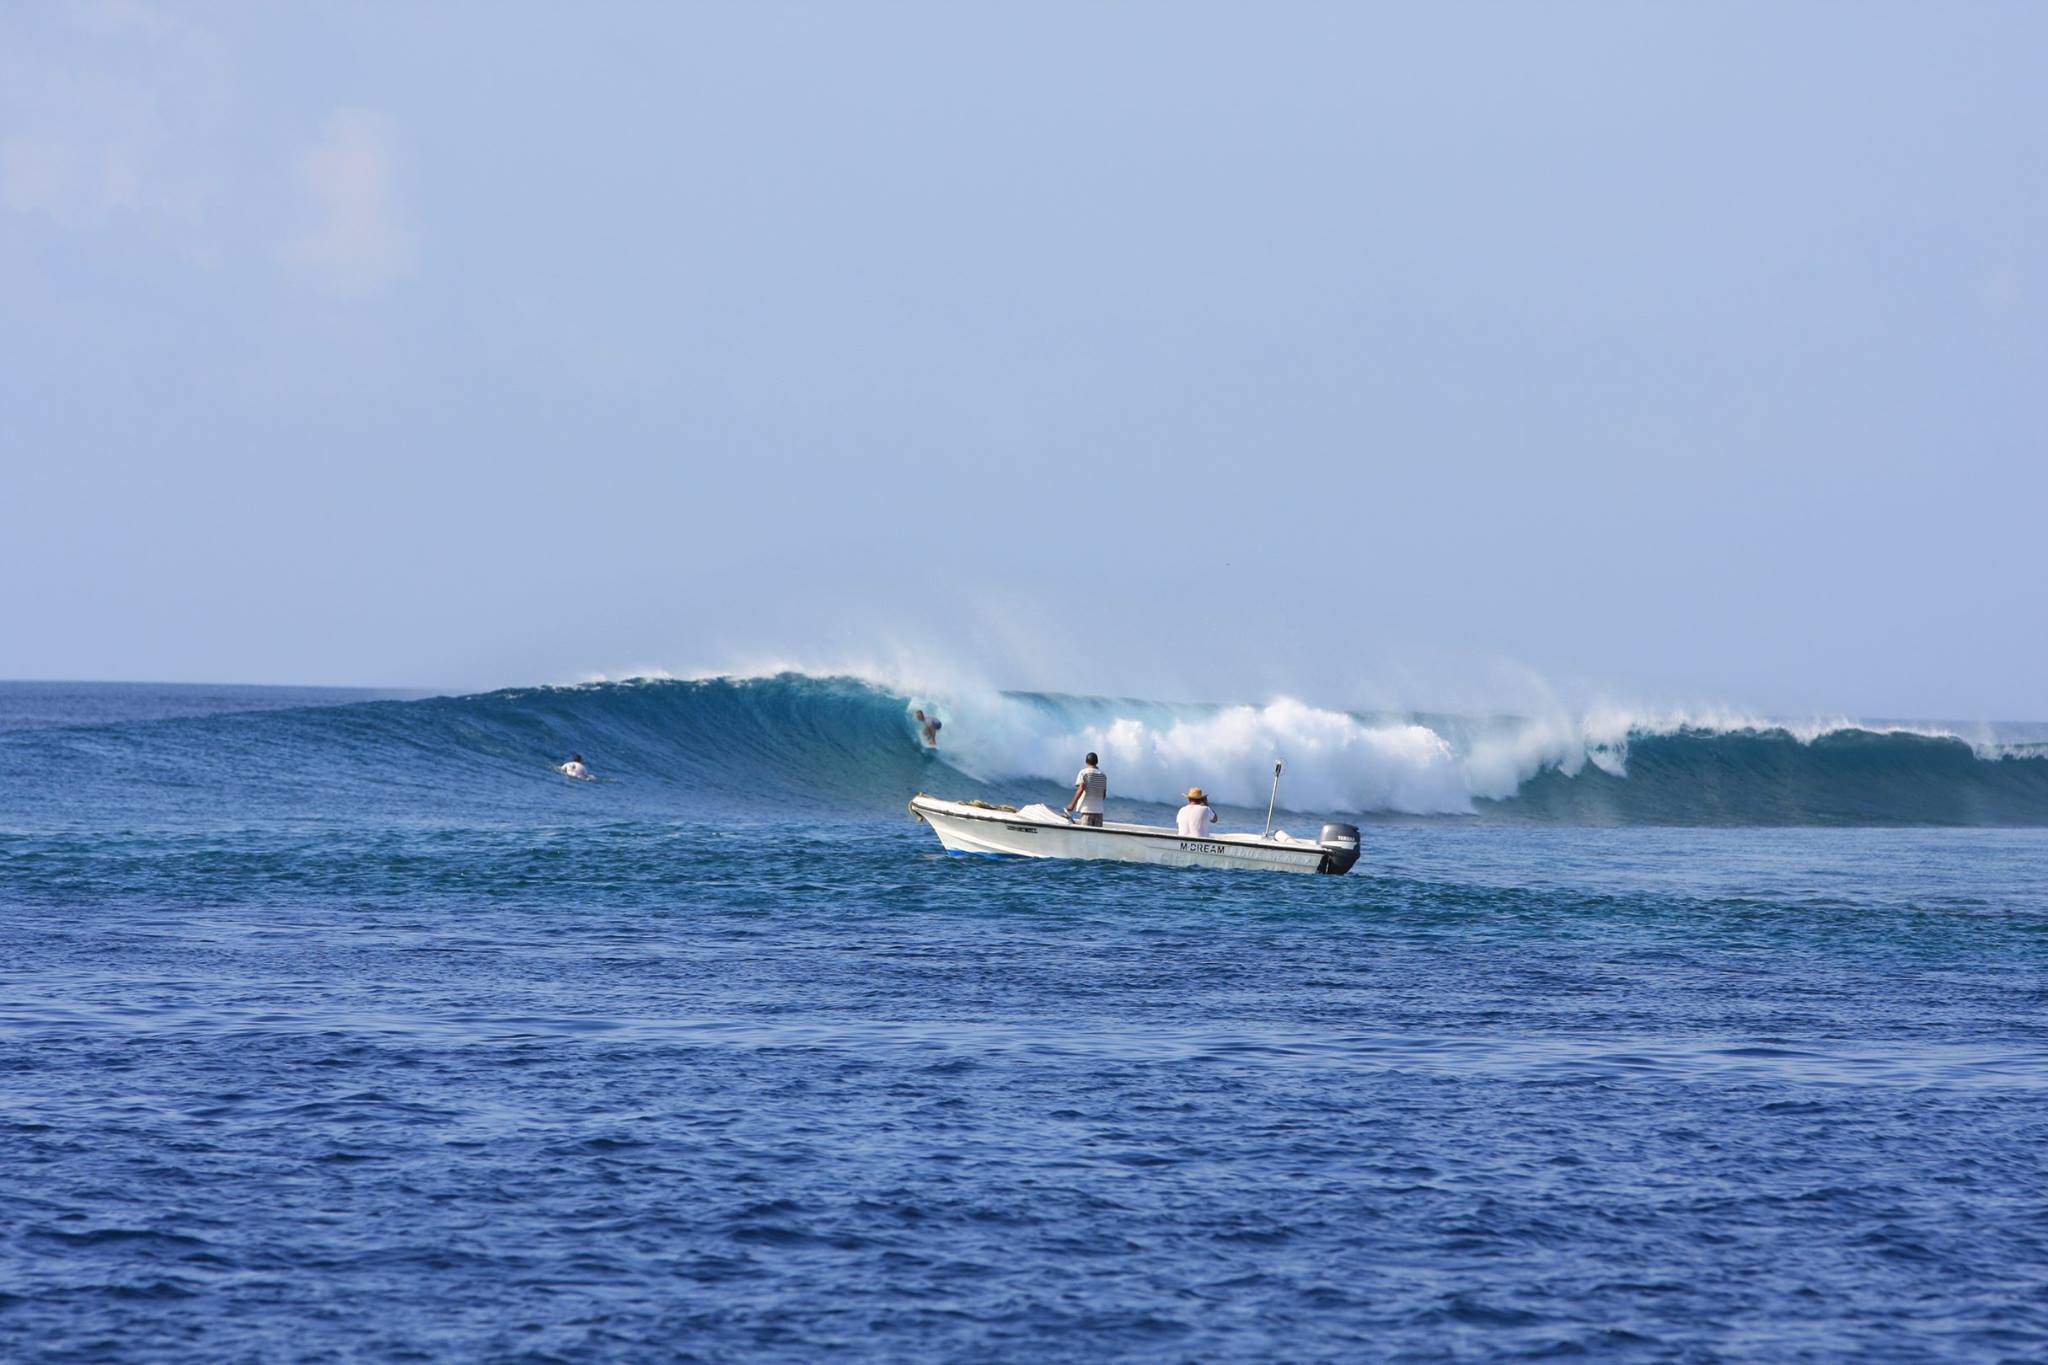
[904,690,2021,816]
[930,693,1476,815]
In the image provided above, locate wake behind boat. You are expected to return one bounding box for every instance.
[908,794,1362,876]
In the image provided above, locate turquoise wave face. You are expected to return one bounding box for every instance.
[1,674,2044,828]
[0,675,969,831]
[1493,726,2048,825]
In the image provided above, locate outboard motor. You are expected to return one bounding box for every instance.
[1316,822,1361,876]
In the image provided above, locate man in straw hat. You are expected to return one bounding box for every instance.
[1176,786,1217,837]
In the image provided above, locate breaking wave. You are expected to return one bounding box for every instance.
[3,673,2045,827]
[914,686,2048,825]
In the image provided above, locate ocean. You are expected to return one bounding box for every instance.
[2,676,2045,1361]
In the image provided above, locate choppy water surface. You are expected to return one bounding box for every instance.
[3,683,2046,1361]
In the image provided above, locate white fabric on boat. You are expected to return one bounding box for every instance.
[1014,803,1073,825]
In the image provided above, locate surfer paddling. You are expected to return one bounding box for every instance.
[558,754,593,781]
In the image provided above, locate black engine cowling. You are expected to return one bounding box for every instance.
[1316,822,1361,875]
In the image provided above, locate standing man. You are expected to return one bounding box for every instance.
[1067,752,1108,826]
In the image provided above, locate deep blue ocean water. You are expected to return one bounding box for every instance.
[3,679,2046,1361]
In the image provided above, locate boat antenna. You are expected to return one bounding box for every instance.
[1264,760,1283,838]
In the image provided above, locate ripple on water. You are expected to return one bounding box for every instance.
[2,822,2046,1360]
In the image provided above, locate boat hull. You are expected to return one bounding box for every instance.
[909,796,1352,876]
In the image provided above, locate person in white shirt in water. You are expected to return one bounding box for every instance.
[1066,752,1108,827]
[1177,787,1218,837]
[559,753,592,780]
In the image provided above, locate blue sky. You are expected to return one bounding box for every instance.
[2,2,2043,719]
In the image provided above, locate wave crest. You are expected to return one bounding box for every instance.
[4,671,2044,826]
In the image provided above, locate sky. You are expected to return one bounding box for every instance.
[2,1,2043,720]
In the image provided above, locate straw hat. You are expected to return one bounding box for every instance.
[1185,787,1208,802]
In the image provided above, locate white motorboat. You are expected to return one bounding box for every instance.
[908,794,1361,876]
